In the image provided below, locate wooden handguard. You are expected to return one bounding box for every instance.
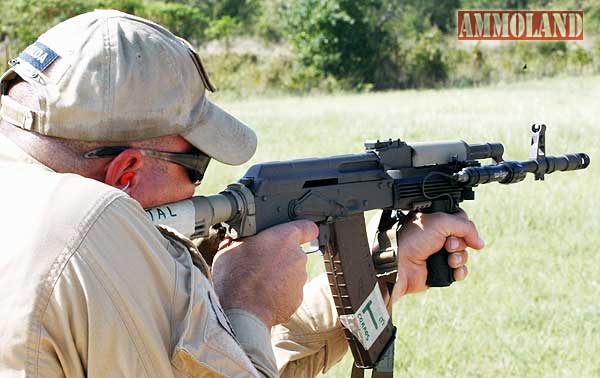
[323,214,396,368]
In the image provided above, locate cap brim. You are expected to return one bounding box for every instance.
[181,99,257,165]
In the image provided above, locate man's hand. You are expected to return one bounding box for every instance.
[391,211,485,302]
[211,220,318,328]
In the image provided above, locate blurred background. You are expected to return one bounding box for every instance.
[1,0,599,96]
[2,1,597,377]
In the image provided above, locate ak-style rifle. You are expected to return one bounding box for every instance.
[146,125,589,377]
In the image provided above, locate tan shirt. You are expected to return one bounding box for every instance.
[0,134,348,378]
[272,274,348,377]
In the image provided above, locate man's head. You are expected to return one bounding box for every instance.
[0,79,207,206]
[0,10,257,207]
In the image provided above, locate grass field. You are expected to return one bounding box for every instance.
[200,75,599,378]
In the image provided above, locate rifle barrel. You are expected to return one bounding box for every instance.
[455,153,590,186]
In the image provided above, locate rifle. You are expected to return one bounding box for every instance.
[145,125,589,377]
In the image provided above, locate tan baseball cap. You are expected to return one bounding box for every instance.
[0,9,256,165]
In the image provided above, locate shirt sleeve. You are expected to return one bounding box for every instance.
[271,274,349,378]
[225,309,279,377]
[38,195,276,378]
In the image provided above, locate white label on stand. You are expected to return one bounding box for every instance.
[338,284,389,350]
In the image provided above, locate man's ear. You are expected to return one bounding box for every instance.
[104,149,143,191]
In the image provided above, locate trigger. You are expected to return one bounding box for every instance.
[317,223,331,251]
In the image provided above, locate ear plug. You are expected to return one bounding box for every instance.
[119,172,135,191]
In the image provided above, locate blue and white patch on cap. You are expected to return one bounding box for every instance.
[18,41,60,72]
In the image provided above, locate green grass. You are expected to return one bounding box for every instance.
[199,75,600,378]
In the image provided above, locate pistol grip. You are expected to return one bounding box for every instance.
[423,200,460,287]
[425,248,454,287]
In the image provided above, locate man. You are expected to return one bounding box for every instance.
[0,10,484,378]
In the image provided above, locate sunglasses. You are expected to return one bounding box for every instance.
[83,146,211,184]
